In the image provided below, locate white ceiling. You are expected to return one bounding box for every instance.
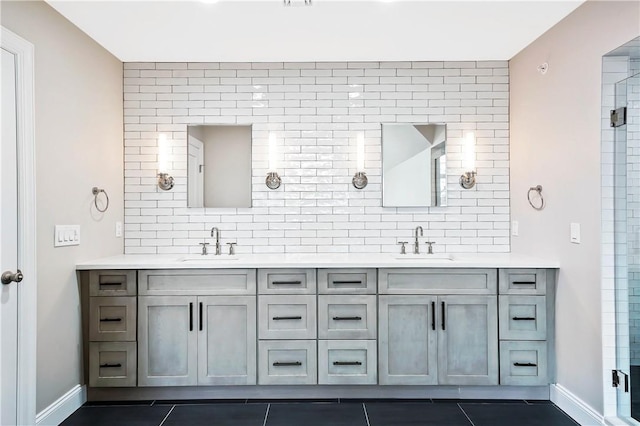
[46,0,585,62]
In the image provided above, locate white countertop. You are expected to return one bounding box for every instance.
[76,253,559,270]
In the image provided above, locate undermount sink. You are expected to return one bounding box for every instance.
[178,255,239,262]
[393,253,454,261]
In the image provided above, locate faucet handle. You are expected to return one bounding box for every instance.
[199,242,210,255]
[227,242,237,255]
[397,241,408,255]
[424,241,436,254]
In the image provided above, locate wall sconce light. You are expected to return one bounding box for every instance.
[459,131,476,189]
[352,132,368,189]
[266,132,281,190]
[157,134,174,191]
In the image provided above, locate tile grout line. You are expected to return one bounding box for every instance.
[362,403,371,426]
[158,404,175,426]
[262,403,271,426]
[457,403,477,426]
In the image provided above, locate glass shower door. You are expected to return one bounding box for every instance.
[615,72,640,423]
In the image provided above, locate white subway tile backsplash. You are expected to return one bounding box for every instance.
[124,61,509,254]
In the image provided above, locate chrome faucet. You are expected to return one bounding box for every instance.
[210,227,221,255]
[414,226,423,254]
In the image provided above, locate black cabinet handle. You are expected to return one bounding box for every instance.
[441,301,446,331]
[98,283,123,287]
[332,281,363,285]
[199,302,203,331]
[333,361,362,366]
[513,362,537,367]
[99,318,122,322]
[512,281,536,285]
[273,316,302,321]
[273,361,302,367]
[332,316,362,321]
[189,302,193,331]
[99,363,122,368]
[512,317,536,321]
[431,301,435,331]
[272,281,302,285]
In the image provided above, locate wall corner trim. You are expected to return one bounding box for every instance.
[35,384,86,426]
[551,383,605,426]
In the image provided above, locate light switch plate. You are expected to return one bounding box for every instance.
[512,221,519,237]
[54,225,80,247]
[115,221,123,238]
[570,223,581,244]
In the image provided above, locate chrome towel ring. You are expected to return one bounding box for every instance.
[92,187,109,213]
[527,185,545,211]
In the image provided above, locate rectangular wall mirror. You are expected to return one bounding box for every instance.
[187,125,252,208]
[382,123,447,207]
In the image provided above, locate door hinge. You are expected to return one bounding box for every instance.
[612,369,629,392]
[610,107,627,127]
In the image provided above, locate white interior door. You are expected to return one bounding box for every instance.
[1,46,20,426]
[188,138,204,208]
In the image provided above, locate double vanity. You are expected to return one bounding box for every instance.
[76,253,558,401]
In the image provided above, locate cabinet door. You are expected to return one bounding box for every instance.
[378,295,437,385]
[198,296,257,385]
[437,295,498,385]
[138,296,197,386]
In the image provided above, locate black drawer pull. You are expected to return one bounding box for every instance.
[272,281,302,285]
[332,281,363,285]
[513,362,537,367]
[273,361,302,367]
[99,363,122,368]
[512,281,536,285]
[333,316,362,321]
[333,361,362,366]
[99,318,122,322]
[98,283,123,287]
[512,317,536,321]
[273,316,302,321]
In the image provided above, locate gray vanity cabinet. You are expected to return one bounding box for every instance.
[378,269,499,386]
[138,295,257,386]
[137,269,258,387]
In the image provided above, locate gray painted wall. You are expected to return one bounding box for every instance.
[1,0,124,412]
[510,0,640,414]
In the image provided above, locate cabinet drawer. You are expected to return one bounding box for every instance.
[258,340,317,385]
[318,340,377,385]
[89,342,137,387]
[499,296,546,340]
[138,269,256,295]
[89,270,136,296]
[499,341,548,385]
[318,269,376,294]
[318,295,376,340]
[379,268,497,294]
[258,295,317,340]
[499,269,546,295]
[89,297,136,341]
[258,269,316,294]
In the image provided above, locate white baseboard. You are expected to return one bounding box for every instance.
[551,384,605,426]
[36,384,86,426]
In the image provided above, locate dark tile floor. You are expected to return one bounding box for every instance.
[61,399,580,426]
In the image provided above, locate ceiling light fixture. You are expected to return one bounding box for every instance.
[283,0,312,6]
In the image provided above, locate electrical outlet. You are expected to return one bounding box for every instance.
[54,225,80,247]
[512,221,519,236]
[115,221,123,238]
